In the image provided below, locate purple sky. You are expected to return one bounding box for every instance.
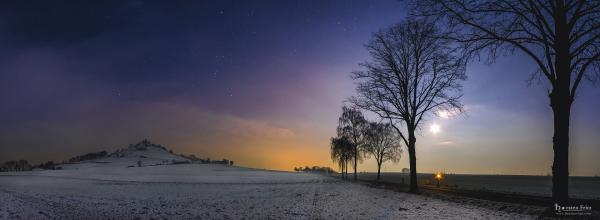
[0,0,598,175]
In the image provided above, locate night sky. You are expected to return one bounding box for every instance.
[1,0,599,175]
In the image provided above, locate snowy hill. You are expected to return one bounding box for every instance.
[59,139,190,170]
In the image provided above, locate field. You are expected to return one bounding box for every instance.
[0,164,541,219]
[354,172,600,199]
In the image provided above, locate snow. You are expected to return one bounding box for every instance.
[7,164,321,184]
[58,140,191,171]
[0,163,540,219]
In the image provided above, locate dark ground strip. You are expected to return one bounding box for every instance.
[357,178,600,218]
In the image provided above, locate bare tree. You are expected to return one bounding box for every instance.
[411,0,600,203]
[337,106,368,181]
[364,122,402,181]
[330,136,353,179]
[350,19,467,192]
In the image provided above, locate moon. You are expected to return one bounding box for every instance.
[430,123,441,134]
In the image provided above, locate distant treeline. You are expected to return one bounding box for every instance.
[36,161,61,170]
[179,154,234,166]
[0,160,66,172]
[0,160,32,172]
[294,166,335,174]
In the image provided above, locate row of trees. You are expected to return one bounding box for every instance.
[331,0,599,205]
[330,107,402,181]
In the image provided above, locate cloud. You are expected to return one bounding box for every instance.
[212,111,297,140]
[438,141,455,146]
[437,109,461,119]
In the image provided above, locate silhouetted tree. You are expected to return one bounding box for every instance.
[330,136,354,179]
[411,0,600,204]
[364,122,402,181]
[337,106,368,181]
[350,19,466,192]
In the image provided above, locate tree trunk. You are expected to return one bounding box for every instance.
[342,161,345,179]
[345,160,348,179]
[377,162,381,181]
[408,128,418,193]
[343,162,345,179]
[345,161,348,179]
[353,147,358,181]
[551,1,571,204]
[550,91,571,205]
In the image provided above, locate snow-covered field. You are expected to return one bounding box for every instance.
[0,142,543,219]
[0,163,541,219]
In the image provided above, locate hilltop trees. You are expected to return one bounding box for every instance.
[68,151,107,163]
[364,122,402,181]
[350,19,467,192]
[411,0,600,204]
[336,106,368,181]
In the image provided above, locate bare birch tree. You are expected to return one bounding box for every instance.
[330,136,353,179]
[337,106,368,181]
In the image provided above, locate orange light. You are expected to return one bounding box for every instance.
[435,172,443,180]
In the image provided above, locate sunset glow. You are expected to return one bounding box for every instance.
[0,0,599,176]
